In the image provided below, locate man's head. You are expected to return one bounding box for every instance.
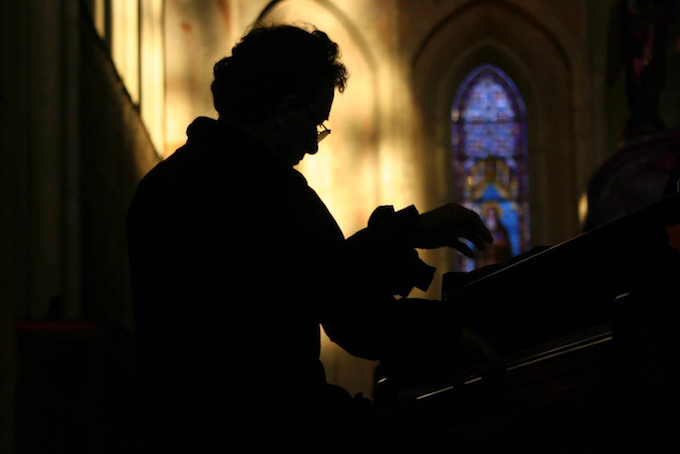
[211,24,348,165]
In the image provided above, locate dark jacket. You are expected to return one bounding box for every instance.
[126,117,454,444]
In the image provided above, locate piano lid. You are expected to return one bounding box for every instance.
[442,190,680,357]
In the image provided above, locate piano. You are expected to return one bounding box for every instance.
[374,187,680,451]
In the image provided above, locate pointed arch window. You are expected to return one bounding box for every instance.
[451,64,530,271]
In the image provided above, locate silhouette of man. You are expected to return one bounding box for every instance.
[126,23,492,449]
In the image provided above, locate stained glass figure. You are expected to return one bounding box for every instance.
[451,64,530,271]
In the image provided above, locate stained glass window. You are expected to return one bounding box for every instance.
[451,64,530,271]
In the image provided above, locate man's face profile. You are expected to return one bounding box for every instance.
[276,78,335,166]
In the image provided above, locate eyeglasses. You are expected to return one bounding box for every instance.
[316,122,331,142]
[304,105,331,142]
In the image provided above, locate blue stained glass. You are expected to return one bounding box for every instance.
[451,64,530,271]
[461,75,516,122]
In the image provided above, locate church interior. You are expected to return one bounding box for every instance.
[1,0,680,451]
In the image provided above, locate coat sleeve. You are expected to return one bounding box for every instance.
[344,205,435,297]
[319,205,461,362]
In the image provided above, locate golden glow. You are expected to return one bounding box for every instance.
[92,0,106,39]
[163,1,230,159]
[141,0,166,155]
[156,0,432,398]
[101,0,165,156]
[578,191,588,227]
[257,0,424,397]
[112,0,140,103]
[259,0,384,238]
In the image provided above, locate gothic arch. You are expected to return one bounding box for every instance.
[411,0,581,254]
[256,0,379,74]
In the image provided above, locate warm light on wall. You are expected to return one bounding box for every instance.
[92,0,106,38]
[162,1,229,159]
[578,191,589,227]
[260,1,382,238]
[93,0,166,157]
[255,0,410,398]
[141,0,166,154]
[111,0,140,103]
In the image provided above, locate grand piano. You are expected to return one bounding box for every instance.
[374,166,680,451]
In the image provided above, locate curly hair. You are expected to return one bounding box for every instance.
[211,24,348,122]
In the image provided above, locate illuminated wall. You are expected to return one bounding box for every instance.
[254,0,414,397]
[258,1,382,239]
[91,0,166,153]
[159,0,429,397]
[163,1,230,158]
[163,0,419,237]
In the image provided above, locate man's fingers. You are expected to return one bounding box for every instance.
[469,212,493,243]
[454,228,491,252]
[452,239,475,258]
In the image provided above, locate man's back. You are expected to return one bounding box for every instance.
[126,118,353,447]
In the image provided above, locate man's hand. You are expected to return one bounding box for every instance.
[413,203,493,257]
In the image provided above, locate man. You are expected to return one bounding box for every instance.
[127,24,492,448]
